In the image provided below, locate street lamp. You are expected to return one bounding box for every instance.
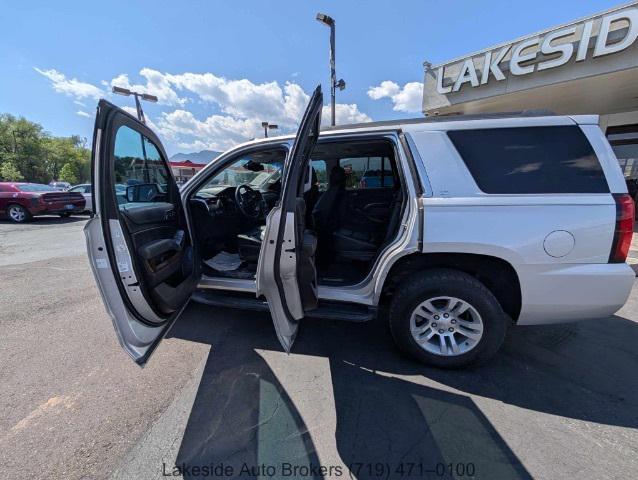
[316,12,345,126]
[261,121,278,138]
[112,86,158,124]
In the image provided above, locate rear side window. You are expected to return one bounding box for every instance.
[448,126,609,194]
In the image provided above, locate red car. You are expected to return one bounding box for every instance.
[0,182,86,223]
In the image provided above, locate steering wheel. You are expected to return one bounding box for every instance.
[235,184,264,219]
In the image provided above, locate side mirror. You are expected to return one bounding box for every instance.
[126,183,160,202]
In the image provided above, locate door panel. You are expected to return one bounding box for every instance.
[85,100,199,365]
[257,85,322,352]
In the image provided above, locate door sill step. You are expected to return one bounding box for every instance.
[191,289,376,322]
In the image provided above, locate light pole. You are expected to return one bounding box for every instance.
[112,86,158,124]
[261,121,278,138]
[316,12,345,126]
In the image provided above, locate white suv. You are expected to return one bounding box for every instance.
[85,86,635,368]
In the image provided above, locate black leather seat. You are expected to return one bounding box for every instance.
[312,166,346,234]
[313,166,402,262]
[304,168,321,227]
[333,192,402,261]
[238,168,321,263]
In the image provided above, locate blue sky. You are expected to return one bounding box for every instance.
[0,0,623,155]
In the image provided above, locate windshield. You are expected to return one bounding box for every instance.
[248,168,282,187]
[17,184,55,192]
[199,158,284,193]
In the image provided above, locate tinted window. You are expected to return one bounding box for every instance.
[113,125,171,205]
[448,126,608,194]
[338,156,394,190]
[310,160,327,192]
[17,184,54,192]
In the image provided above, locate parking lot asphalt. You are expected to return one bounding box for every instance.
[1,216,638,480]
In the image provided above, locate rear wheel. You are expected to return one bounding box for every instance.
[389,269,508,368]
[7,204,31,223]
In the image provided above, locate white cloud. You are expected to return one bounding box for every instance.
[38,66,373,153]
[325,103,372,125]
[76,110,91,118]
[367,80,423,113]
[368,80,401,100]
[110,68,186,106]
[131,69,371,149]
[155,109,263,151]
[119,106,163,134]
[164,72,308,127]
[35,68,104,100]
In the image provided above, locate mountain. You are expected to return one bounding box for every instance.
[169,150,221,164]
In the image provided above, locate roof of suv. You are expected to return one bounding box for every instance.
[216,111,599,155]
[320,110,558,132]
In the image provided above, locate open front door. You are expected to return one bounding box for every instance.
[256,85,323,352]
[85,100,199,365]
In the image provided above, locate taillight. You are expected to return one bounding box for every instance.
[609,193,635,263]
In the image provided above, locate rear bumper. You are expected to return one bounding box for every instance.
[39,208,85,215]
[31,203,85,215]
[517,263,635,325]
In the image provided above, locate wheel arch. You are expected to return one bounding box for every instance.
[382,252,522,322]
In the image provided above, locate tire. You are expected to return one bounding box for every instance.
[388,268,508,368]
[7,204,32,223]
[59,212,72,218]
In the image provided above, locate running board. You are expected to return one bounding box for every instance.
[191,290,376,322]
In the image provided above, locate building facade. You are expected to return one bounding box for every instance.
[169,160,205,184]
[422,1,638,193]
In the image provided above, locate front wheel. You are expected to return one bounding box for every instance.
[7,204,31,223]
[389,269,508,368]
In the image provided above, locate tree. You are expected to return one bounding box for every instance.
[0,113,90,184]
[0,161,24,181]
[59,163,78,185]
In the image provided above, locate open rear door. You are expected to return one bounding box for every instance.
[256,85,323,352]
[85,100,200,365]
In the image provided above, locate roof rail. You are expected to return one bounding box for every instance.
[321,109,557,131]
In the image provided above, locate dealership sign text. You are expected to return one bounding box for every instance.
[436,7,638,94]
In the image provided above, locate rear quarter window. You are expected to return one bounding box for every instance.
[447,126,609,194]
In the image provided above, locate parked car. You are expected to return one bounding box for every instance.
[48,181,71,191]
[68,183,92,212]
[0,182,85,222]
[85,88,635,369]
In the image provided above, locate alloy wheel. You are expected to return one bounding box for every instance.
[410,296,484,356]
[8,205,26,222]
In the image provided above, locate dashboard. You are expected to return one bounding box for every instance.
[194,186,239,217]
[193,185,279,219]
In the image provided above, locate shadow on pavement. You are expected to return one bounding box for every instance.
[167,303,542,479]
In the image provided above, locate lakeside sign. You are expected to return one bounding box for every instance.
[434,6,638,94]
